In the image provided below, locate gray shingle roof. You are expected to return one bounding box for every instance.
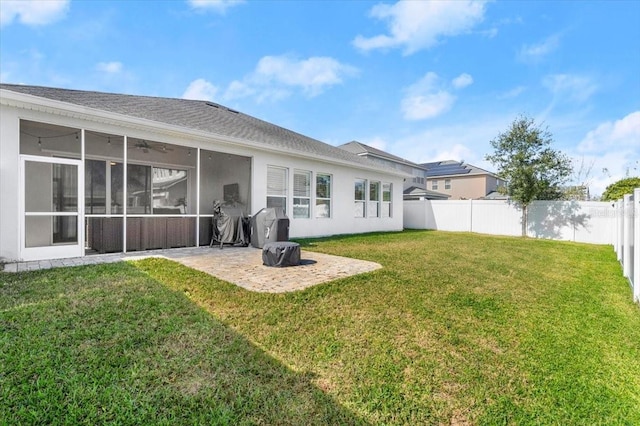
[1,83,401,174]
[403,186,450,200]
[339,141,426,169]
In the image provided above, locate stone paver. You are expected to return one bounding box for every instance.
[2,245,382,293]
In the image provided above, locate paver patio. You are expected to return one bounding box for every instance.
[2,246,382,293]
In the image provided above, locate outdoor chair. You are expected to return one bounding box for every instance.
[210,200,248,249]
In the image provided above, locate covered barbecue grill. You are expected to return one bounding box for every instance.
[250,207,289,249]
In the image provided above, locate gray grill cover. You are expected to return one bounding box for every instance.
[262,242,300,267]
[211,202,248,247]
[250,208,289,248]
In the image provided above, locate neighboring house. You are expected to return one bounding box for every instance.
[0,84,407,262]
[339,141,450,198]
[338,142,501,200]
[339,141,427,191]
[482,190,510,200]
[403,186,451,200]
[420,160,505,200]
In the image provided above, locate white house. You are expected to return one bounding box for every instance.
[0,84,407,262]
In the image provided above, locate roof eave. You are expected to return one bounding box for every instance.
[1,89,407,178]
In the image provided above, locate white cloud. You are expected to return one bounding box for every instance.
[571,112,640,195]
[578,111,640,153]
[497,85,526,99]
[182,78,219,101]
[401,72,472,121]
[223,80,255,100]
[353,0,488,55]
[254,55,358,97]
[402,91,456,121]
[187,0,244,13]
[543,74,597,103]
[452,73,473,89]
[568,151,638,197]
[0,0,69,27]
[428,143,475,163]
[518,34,560,62]
[362,136,388,152]
[96,61,123,74]
[388,114,513,169]
[223,55,358,102]
[480,27,498,38]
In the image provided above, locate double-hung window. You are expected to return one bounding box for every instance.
[293,169,311,218]
[382,182,392,218]
[431,180,438,190]
[316,173,331,218]
[445,179,451,190]
[267,166,288,214]
[354,179,366,218]
[369,181,380,218]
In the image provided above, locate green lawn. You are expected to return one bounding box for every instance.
[1,230,639,425]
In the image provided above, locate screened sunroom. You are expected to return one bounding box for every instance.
[19,119,251,260]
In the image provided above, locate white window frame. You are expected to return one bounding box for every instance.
[382,182,392,218]
[354,178,367,218]
[431,179,438,190]
[315,173,332,218]
[293,169,311,219]
[368,180,381,218]
[445,179,451,190]
[267,165,288,214]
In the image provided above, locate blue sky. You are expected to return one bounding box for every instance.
[1,0,638,196]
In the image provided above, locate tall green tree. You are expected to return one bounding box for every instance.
[601,177,640,201]
[485,115,573,236]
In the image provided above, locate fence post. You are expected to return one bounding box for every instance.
[623,194,632,280]
[617,199,624,261]
[634,188,639,303]
[614,200,620,254]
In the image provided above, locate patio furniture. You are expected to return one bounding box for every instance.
[262,241,300,267]
[210,200,248,249]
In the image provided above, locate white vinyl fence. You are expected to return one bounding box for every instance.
[613,188,639,304]
[404,193,640,304]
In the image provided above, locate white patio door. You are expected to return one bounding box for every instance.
[20,155,83,261]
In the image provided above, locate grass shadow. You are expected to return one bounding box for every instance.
[0,262,368,425]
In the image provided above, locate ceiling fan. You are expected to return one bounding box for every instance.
[131,140,173,154]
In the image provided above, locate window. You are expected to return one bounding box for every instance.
[152,167,188,214]
[431,180,438,190]
[267,166,288,214]
[412,169,425,186]
[316,173,331,218]
[382,182,392,218]
[293,170,311,218]
[85,159,107,214]
[369,181,380,218]
[126,165,188,214]
[445,179,451,190]
[127,164,152,214]
[354,179,366,218]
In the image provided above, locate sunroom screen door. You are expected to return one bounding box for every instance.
[20,155,83,261]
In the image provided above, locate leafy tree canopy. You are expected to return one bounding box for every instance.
[485,115,573,207]
[601,177,640,201]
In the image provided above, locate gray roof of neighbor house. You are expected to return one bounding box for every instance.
[403,186,450,200]
[339,141,426,170]
[0,83,405,175]
[420,160,500,178]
